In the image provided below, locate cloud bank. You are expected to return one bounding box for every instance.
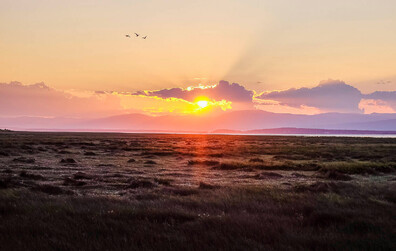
[1,79,396,118]
[363,91,396,108]
[0,82,122,118]
[256,80,363,113]
[134,80,254,103]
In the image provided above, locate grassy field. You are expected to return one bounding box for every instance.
[0,132,395,250]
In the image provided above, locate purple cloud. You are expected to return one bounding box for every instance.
[134,80,254,103]
[363,91,396,110]
[0,82,122,118]
[256,80,363,113]
[364,91,396,101]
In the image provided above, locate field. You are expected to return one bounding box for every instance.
[1,132,396,250]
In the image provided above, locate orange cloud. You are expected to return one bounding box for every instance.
[133,80,254,104]
[114,92,232,116]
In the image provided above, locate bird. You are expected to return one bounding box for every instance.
[125,35,130,38]
[134,33,139,37]
[142,36,147,39]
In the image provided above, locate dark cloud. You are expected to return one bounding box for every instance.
[256,80,363,113]
[134,80,254,103]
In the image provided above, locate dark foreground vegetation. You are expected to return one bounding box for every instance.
[0,132,395,250]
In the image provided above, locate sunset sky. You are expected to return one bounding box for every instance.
[1,0,396,118]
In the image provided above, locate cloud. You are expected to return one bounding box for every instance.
[365,91,396,100]
[359,99,395,114]
[134,80,254,103]
[254,99,321,115]
[116,94,233,116]
[0,82,122,118]
[1,80,396,118]
[363,91,396,106]
[0,81,235,118]
[255,79,363,113]
[362,91,396,112]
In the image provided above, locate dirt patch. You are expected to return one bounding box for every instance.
[19,171,45,180]
[154,178,173,186]
[73,172,92,180]
[198,182,219,189]
[60,158,77,164]
[84,151,96,156]
[13,157,35,164]
[127,178,157,189]
[249,158,264,163]
[255,172,283,179]
[63,177,87,186]
[162,187,199,196]
[32,184,73,195]
[188,160,220,166]
[320,170,353,181]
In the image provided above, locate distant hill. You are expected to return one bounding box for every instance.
[334,119,396,131]
[1,110,396,132]
[213,127,396,135]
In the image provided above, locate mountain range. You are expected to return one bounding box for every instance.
[1,110,396,133]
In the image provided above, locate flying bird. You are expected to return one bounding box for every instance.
[142,36,147,39]
[134,33,139,37]
[125,35,130,38]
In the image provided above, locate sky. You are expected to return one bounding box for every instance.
[1,0,396,118]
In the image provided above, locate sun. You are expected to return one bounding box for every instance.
[197,100,209,109]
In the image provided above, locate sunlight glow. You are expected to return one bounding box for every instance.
[186,84,217,92]
[197,100,209,109]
